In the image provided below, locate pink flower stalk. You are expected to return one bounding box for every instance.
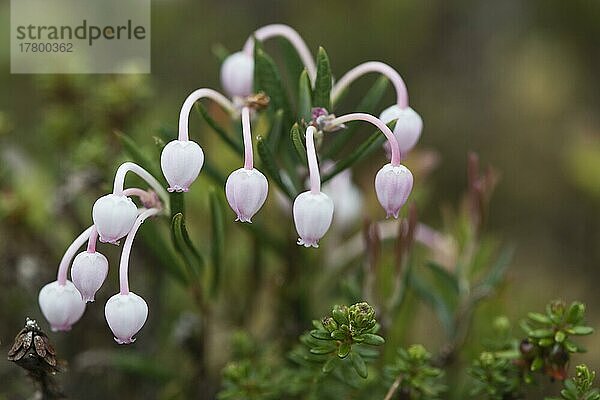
[293,126,334,247]
[329,113,414,218]
[104,207,159,344]
[71,226,109,302]
[331,61,423,155]
[94,163,167,244]
[242,24,317,84]
[225,106,268,222]
[39,225,94,331]
[162,88,235,192]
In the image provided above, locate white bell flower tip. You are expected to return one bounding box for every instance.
[375,163,414,220]
[293,191,334,249]
[379,105,423,154]
[225,168,269,223]
[92,194,138,244]
[161,140,204,193]
[71,251,109,303]
[220,51,255,98]
[104,292,148,345]
[38,280,86,332]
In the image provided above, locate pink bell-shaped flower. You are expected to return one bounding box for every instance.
[220,51,254,98]
[375,163,413,219]
[293,191,334,248]
[38,281,86,332]
[225,168,268,222]
[379,105,423,154]
[71,251,109,303]
[160,140,204,193]
[104,292,148,345]
[92,194,138,244]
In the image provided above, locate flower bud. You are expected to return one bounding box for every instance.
[38,281,86,332]
[220,51,254,98]
[92,194,138,244]
[375,163,413,218]
[379,105,423,154]
[225,168,268,222]
[104,292,148,345]
[293,191,334,248]
[160,140,204,193]
[71,251,109,302]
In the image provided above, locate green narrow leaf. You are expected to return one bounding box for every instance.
[209,189,225,296]
[424,261,460,298]
[267,109,284,151]
[290,123,308,164]
[411,272,455,334]
[325,76,390,158]
[350,352,367,378]
[298,69,312,121]
[195,103,243,155]
[171,213,205,282]
[322,357,339,373]
[313,47,332,110]
[115,131,164,184]
[360,333,385,346]
[277,36,304,99]
[338,342,351,358]
[254,46,293,124]
[321,129,385,184]
[570,326,594,335]
[478,246,515,291]
[256,135,295,199]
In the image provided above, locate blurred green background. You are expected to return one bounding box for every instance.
[0,0,599,399]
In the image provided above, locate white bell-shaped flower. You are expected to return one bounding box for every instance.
[220,51,255,98]
[225,168,268,223]
[379,105,423,154]
[375,163,413,219]
[92,194,138,244]
[104,292,148,345]
[71,251,109,302]
[38,281,86,332]
[160,140,204,193]
[293,191,334,248]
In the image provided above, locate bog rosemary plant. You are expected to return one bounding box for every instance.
[17,24,595,399]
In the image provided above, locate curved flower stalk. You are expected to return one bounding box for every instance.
[220,24,317,99]
[225,106,268,222]
[293,126,334,248]
[39,226,93,331]
[162,88,236,193]
[39,187,162,331]
[331,61,423,155]
[94,162,167,244]
[105,207,159,344]
[328,113,413,218]
[242,24,317,84]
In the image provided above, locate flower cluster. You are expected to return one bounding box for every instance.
[38,24,423,343]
